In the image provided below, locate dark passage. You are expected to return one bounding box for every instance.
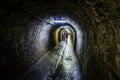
[0,0,120,80]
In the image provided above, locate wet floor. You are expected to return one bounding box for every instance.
[20,35,81,80]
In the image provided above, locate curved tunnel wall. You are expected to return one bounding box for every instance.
[46,17,83,53]
[27,16,83,55]
[59,26,75,46]
[2,1,120,80]
[53,24,76,49]
[0,2,85,80]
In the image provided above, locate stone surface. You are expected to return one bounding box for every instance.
[20,41,66,80]
[0,0,120,80]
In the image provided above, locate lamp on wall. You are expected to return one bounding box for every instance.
[54,16,67,23]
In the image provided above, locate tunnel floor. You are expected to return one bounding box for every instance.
[21,35,81,80]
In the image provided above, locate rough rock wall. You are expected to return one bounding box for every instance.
[0,0,120,80]
[0,13,50,80]
[81,0,120,80]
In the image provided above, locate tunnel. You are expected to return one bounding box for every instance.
[0,0,120,80]
[19,16,83,80]
[49,18,77,50]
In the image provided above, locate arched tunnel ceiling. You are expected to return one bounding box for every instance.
[53,24,76,48]
[1,0,119,31]
[0,0,120,80]
[39,16,83,53]
[0,0,88,30]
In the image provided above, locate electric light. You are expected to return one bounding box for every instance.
[54,20,67,23]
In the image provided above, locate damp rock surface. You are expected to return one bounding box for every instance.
[0,0,120,80]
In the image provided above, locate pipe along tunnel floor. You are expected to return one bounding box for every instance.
[21,35,81,80]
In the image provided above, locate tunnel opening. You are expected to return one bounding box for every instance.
[44,16,84,68]
[48,22,77,51]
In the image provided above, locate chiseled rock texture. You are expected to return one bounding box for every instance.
[0,0,120,80]
[80,0,120,80]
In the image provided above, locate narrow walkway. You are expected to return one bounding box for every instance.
[54,35,81,80]
[20,36,81,80]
